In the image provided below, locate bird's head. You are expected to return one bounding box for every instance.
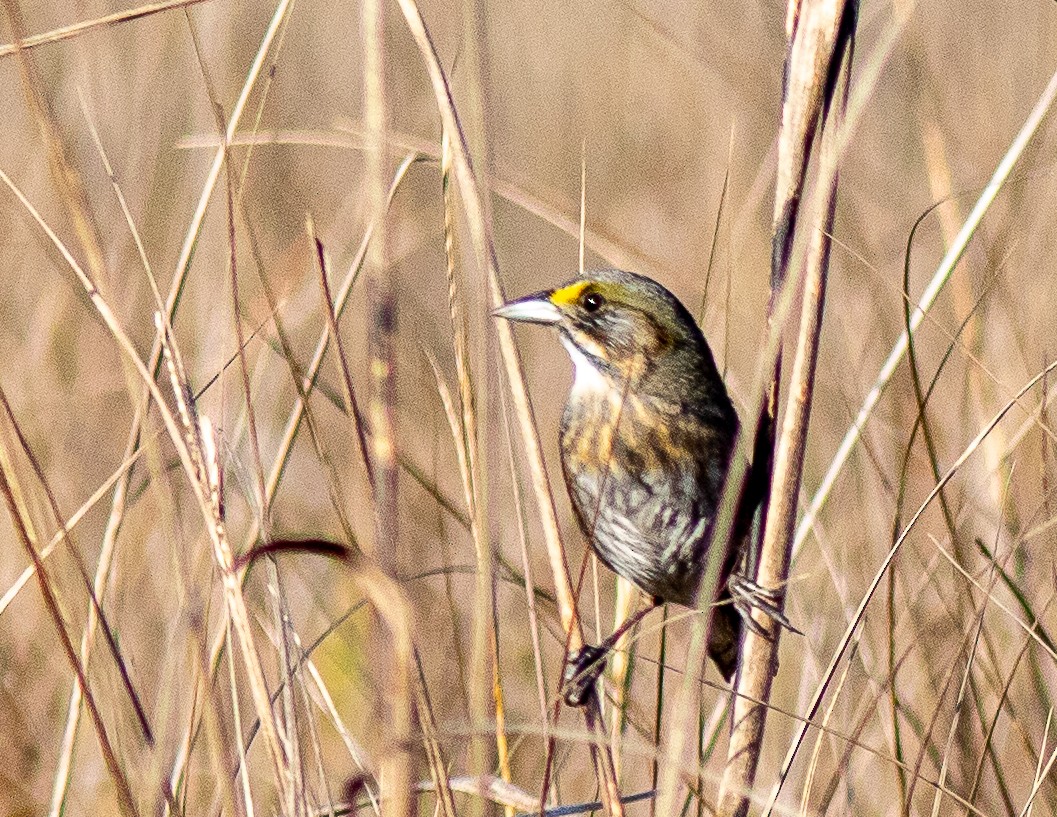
[494,269,728,409]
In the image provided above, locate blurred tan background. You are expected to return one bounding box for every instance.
[2,0,1057,814]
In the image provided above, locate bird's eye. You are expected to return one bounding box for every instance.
[581,291,605,312]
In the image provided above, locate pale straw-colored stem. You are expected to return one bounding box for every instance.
[0,0,209,58]
[718,2,852,814]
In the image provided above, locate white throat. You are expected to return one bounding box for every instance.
[561,334,612,398]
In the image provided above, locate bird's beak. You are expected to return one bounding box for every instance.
[492,291,562,325]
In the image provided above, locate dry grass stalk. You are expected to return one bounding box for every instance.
[0,399,141,816]
[345,568,415,816]
[164,154,421,816]
[411,653,459,817]
[391,1,626,812]
[393,0,575,629]
[164,156,425,811]
[362,5,411,808]
[11,2,1057,814]
[188,50,419,810]
[717,2,855,815]
[45,437,150,816]
[1,0,109,289]
[423,348,490,787]
[768,0,850,284]
[178,127,664,276]
[762,357,1057,813]
[311,220,376,496]
[1023,709,1057,817]
[234,153,420,555]
[45,2,298,806]
[609,576,636,772]
[441,125,505,813]
[928,516,1008,817]
[183,18,307,811]
[194,621,242,817]
[797,641,858,816]
[0,159,296,805]
[792,62,1057,560]
[226,620,258,817]
[653,493,731,816]
[363,0,396,567]
[0,151,360,812]
[500,390,554,792]
[159,321,293,808]
[0,446,144,618]
[918,105,1011,521]
[0,0,209,58]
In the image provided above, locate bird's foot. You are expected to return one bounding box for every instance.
[728,573,802,638]
[561,644,609,707]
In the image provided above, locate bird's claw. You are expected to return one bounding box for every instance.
[728,573,802,637]
[561,644,608,707]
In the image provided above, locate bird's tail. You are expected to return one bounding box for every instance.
[708,413,769,681]
[707,586,743,682]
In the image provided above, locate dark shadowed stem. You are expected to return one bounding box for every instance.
[717,2,854,815]
[364,1,395,570]
[650,605,668,817]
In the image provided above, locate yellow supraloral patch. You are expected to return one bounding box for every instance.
[549,280,590,306]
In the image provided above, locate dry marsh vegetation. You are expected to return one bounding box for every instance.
[2,1,1057,815]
